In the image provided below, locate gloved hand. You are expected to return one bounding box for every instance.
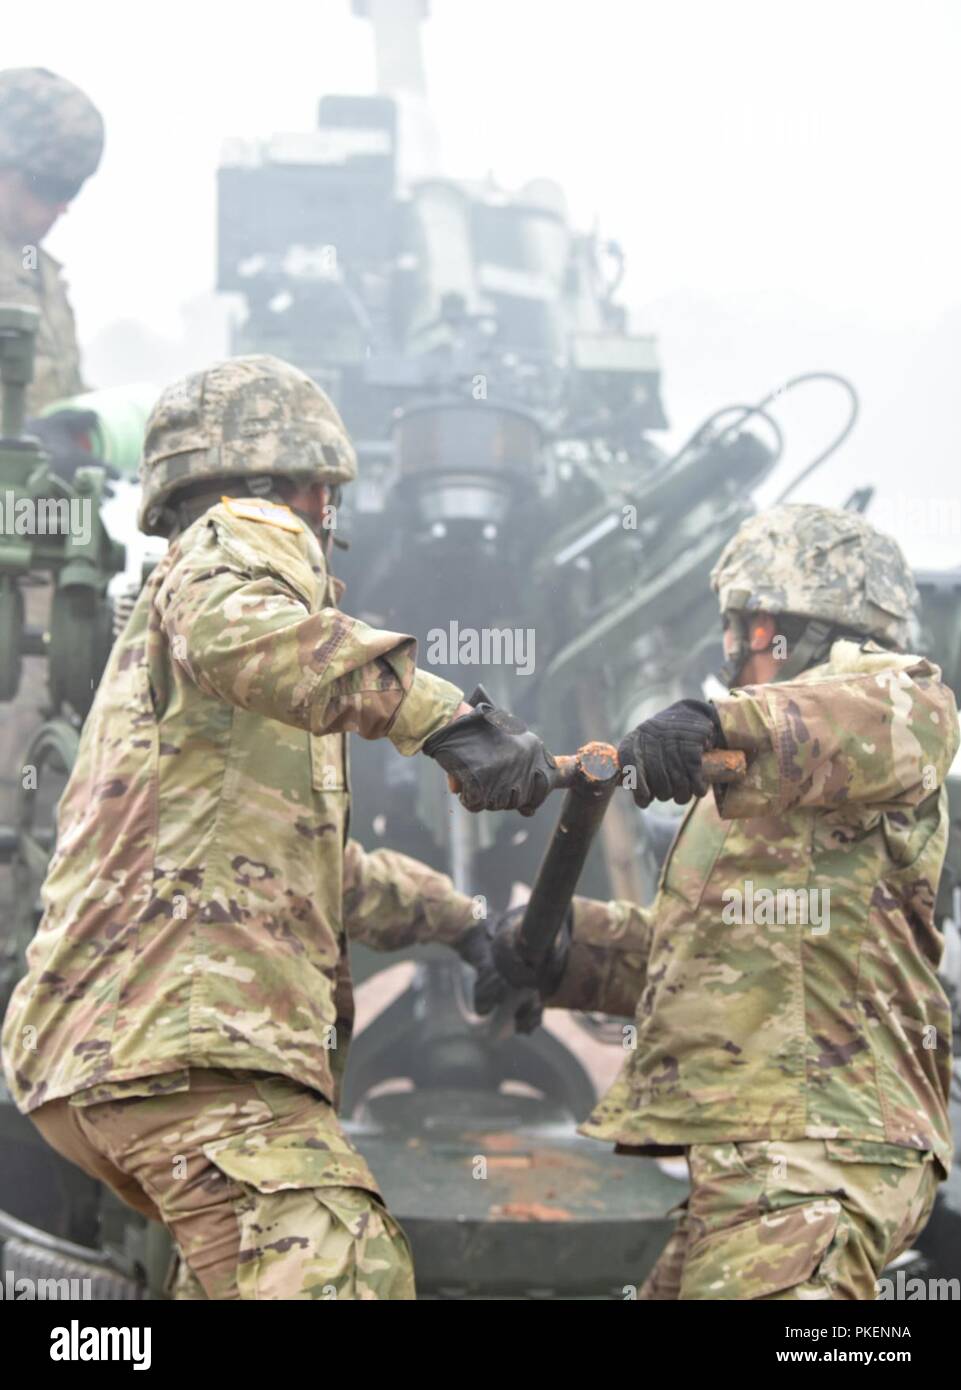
[617,698,723,808]
[468,904,573,1034]
[455,916,544,1034]
[423,700,556,815]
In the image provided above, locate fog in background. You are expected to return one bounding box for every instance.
[7,0,960,565]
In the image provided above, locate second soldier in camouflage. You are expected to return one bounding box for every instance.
[482,504,959,1300]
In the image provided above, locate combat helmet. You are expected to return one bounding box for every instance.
[138,354,358,536]
[710,503,918,685]
[0,67,104,199]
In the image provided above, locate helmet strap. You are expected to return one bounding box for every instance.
[717,612,749,689]
[717,613,841,688]
[771,617,838,682]
[172,487,231,535]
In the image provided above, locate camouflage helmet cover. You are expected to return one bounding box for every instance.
[710,503,918,650]
[0,67,104,191]
[138,354,358,535]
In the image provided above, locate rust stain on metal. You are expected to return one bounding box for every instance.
[470,1135,596,1175]
[702,748,746,782]
[553,743,743,791]
[576,741,620,785]
[488,1201,575,1222]
[579,741,617,755]
[477,1131,527,1153]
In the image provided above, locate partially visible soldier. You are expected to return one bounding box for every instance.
[1,354,554,1300]
[481,505,960,1300]
[0,66,103,413]
[0,67,104,909]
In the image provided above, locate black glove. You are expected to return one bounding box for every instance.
[456,915,547,1034]
[450,922,542,1034]
[423,701,556,815]
[617,699,723,808]
[469,904,572,1034]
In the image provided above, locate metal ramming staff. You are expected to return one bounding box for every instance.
[522,743,744,968]
[491,743,745,1036]
[517,742,622,971]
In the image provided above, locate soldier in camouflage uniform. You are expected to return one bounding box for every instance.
[0,354,554,1299]
[0,66,103,413]
[481,505,959,1299]
[0,67,105,921]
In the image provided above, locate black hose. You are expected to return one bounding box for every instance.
[666,401,785,474]
[664,371,859,500]
[766,372,860,500]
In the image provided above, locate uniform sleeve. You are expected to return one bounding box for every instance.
[155,512,463,753]
[342,839,476,949]
[714,657,960,818]
[545,896,653,1016]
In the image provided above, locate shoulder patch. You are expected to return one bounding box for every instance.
[222,496,303,533]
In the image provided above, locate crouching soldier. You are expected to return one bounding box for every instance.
[479,505,959,1300]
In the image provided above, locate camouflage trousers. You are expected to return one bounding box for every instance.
[30,1069,415,1300]
[639,1139,939,1300]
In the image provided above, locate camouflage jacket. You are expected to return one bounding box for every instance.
[1,498,470,1113]
[0,235,84,414]
[553,640,960,1172]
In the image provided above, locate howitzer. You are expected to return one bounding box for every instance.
[0,306,170,1301]
[0,304,124,714]
[0,306,129,1021]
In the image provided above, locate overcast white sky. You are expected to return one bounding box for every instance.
[7,0,960,565]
